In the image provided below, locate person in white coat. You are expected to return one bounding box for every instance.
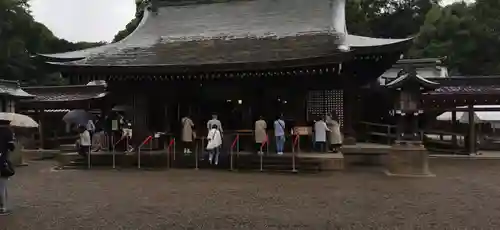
[254,116,267,154]
[206,124,222,165]
[181,115,195,154]
[314,116,331,153]
[326,112,343,153]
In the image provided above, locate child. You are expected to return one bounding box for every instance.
[78,125,91,158]
[206,124,222,165]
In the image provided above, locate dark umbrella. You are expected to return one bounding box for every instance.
[62,109,93,126]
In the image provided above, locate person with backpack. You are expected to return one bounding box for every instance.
[206,124,222,165]
[274,115,286,155]
[0,120,16,215]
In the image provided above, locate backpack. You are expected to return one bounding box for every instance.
[0,158,14,178]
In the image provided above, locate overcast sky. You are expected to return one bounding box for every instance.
[30,0,470,43]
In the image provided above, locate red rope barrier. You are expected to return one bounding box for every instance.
[231,134,239,150]
[141,135,153,146]
[293,134,299,147]
[113,136,126,147]
[260,134,268,149]
[167,138,175,151]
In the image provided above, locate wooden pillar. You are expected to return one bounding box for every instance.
[132,93,149,148]
[468,104,476,155]
[343,81,356,145]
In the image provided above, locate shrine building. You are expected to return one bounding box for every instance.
[35,0,413,146]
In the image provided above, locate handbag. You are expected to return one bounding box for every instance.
[0,159,15,178]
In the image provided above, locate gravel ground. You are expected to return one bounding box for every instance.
[1,159,500,230]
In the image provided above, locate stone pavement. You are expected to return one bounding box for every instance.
[1,159,500,229]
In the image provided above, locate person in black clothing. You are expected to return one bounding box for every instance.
[0,120,15,215]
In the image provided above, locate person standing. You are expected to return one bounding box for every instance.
[77,125,91,158]
[181,115,195,154]
[206,124,222,165]
[326,112,342,153]
[314,116,331,153]
[207,114,223,133]
[254,116,267,154]
[0,120,15,215]
[274,115,286,155]
[86,117,96,139]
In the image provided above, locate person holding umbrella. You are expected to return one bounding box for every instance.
[0,120,16,215]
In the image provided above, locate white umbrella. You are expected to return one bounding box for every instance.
[0,112,38,128]
[437,105,500,123]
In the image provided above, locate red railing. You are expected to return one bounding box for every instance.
[167,138,175,151]
[135,135,153,152]
[140,135,153,147]
[231,134,240,150]
[113,135,127,148]
[293,134,300,148]
[260,134,269,149]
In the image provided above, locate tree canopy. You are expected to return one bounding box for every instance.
[0,0,104,86]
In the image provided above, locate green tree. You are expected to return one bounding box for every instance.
[0,0,104,85]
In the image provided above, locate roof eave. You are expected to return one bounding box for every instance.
[44,51,356,73]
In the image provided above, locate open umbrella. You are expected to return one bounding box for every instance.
[63,109,93,126]
[0,112,38,128]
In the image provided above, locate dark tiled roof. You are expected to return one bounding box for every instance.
[22,85,107,102]
[427,85,500,95]
[0,79,34,98]
[386,73,439,89]
[39,0,411,67]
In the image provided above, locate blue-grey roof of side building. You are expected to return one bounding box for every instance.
[0,79,34,98]
[38,0,412,67]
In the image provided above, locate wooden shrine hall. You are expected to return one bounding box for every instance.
[35,0,413,150]
[18,85,107,149]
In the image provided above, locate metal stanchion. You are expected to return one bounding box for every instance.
[195,139,199,170]
[260,137,265,172]
[138,148,141,169]
[166,139,171,170]
[230,134,238,171]
[292,135,298,173]
[173,138,176,161]
[201,138,205,161]
[111,134,116,169]
[260,145,263,172]
[149,137,153,168]
[87,145,91,169]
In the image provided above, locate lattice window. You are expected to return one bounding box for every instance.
[307,90,344,127]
